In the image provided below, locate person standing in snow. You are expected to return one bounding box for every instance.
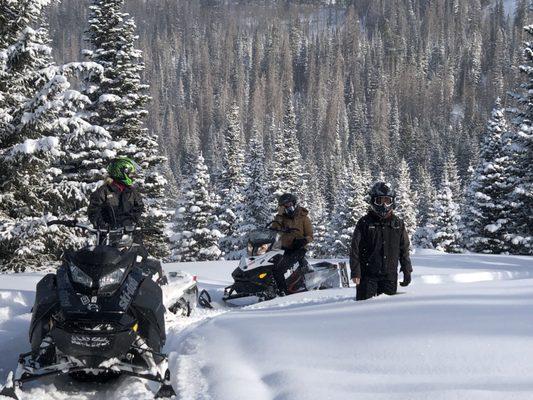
[349,182,412,301]
[88,157,145,229]
[271,193,314,295]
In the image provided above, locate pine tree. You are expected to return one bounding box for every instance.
[507,24,533,254]
[412,166,437,248]
[0,2,112,271]
[431,171,462,253]
[327,156,367,256]
[84,0,170,258]
[394,159,417,237]
[463,99,516,253]
[444,153,463,203]
[239,127,272,238]
[216,103,246,259]
[170,153,222,262]
[271,92,307,203]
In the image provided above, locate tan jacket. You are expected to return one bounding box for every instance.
[272,206,314,250]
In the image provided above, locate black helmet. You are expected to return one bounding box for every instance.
[278,193,297,217]
[368,181,395,218]
[278,193,297,207]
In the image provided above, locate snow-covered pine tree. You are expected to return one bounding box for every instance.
[507,24,533,254]
[304,161,329,258]
[216,103,246,259]
[463,98,516,253]
[170,153,221,261]
[411,165,437,248]
[309,211,331,258]
[394,158,417,237]
[271,91,307,203]
[0,3,112,271]
[444,153,462,203]
[430,170,462,253]
[387,96,401,174]
[327,156,368,257]
[239,127,272,237]
[84,0,170,258]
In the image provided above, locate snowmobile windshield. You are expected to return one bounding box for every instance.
[247,230,276,256]
[248,230,277,246]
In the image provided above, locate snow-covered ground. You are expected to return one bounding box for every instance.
[0,250,532,399]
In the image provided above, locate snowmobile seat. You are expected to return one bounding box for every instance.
[310,261,337,270]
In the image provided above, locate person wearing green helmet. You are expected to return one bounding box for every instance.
[88,157,145,229]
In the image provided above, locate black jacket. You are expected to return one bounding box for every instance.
[87,179,145,228]
[349,211,412,279]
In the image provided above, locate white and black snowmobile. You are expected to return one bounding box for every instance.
[220,224,350,304]
[0,220,176,399]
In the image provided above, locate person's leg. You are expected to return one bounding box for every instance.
[273,256,291,294]
[356,277,378,301]
[273,249,305,294]
[377,279,398,296]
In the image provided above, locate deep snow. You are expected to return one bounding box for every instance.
[0,250,532,399]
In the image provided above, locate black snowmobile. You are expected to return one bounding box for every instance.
[0,221,176,399]
[220,223,350,304]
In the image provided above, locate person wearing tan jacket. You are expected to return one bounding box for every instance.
[271,193,314,295]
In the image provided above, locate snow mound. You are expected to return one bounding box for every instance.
[0,253,531,399]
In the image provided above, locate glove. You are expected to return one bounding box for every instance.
[95,219,110,230]
[292,238,308,250]
[400,271,411,287]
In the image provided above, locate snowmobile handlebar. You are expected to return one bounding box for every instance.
[265,221,299,234]
[47,220,138,235]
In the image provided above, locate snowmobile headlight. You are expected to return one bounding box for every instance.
[256,243,270,256]
[258,272,267,279]
[99,268,126,291]
[69,264,93,288]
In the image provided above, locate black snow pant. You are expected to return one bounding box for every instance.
[273,248,307,294]
[356,276,397,301]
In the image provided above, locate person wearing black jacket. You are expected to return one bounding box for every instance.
[88,157,145,229]
[350,182,413,301]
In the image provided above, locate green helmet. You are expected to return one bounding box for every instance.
[107,157,140,186]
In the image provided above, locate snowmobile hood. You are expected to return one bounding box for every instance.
[66,246,138,286]
[69,245,127,267]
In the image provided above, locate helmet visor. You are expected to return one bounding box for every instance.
[126,160,142,176]
[374,196,393,206]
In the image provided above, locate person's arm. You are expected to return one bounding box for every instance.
[303,215,314,243]
[87,187,107,228]
[399,222,413,274]
[350,220,363,283]
[130,191,145,224]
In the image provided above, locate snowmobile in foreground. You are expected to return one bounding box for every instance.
[0,221,176,399]
[221,223,350,304]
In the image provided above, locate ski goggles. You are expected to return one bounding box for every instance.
[373,196,393,206]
